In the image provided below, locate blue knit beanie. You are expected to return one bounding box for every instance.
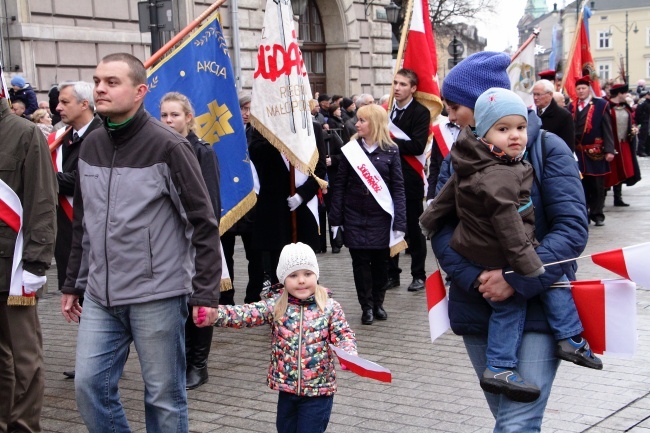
[441,51,511,110]
[11,75,26,88]
[475,88,528,138]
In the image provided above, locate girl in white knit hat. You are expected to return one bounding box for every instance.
[212,242,356,433]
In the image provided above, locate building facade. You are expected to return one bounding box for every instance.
[1,0,402,99]
[560,0,650,90]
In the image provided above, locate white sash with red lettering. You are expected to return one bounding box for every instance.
[341,141,407,257]
[0,179,30,305]
[49,128,74,221]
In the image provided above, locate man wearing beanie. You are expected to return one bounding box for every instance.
[431,52,590,430]
[385,68,431,292]
[568,75,615,226]
[340,97,355,123]
[9,75,39,118]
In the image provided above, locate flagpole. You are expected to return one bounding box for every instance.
[49,126,73,152]
[290,165,297,243]
[504,252,593,274]
[144,0,228,69]
[388,0,415,110]
[560,1,585,93]
[510,28,540,62]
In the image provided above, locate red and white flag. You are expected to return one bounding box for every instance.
[49,128,74,222]
[330,346,392,383]
[402,0,442,119]
[426,270,450,342]
[591,243,650,290]
[571,279,637,357]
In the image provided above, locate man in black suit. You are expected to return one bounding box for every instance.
[533,79,575,152]
[386,69,430,292]
[54,81,103,379]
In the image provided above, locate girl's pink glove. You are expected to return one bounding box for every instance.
[194,307,207,325]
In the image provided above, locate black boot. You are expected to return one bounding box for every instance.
[186,321,213,390]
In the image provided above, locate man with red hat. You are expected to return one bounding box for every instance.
[538,70,562,91]
[604,83,641,206]
[569,75,615,226]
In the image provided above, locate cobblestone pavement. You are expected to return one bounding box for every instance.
[39,158,650,432]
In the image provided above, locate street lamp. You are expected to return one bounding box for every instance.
[385,1,401,24]
[291,0,307,17]
[606,11,638,84]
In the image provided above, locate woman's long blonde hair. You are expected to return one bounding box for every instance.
[273,284,329,322]
[352,104,396,150]
[160,92,197,133]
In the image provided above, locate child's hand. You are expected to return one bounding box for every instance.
[194,307,207,325]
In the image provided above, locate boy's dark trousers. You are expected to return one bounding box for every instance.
[276,391,333,433]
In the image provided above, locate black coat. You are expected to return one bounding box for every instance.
[329,139,407,249]
[636,99,650,139]
[187,131,221,221]
[54,116,103,290]
[390,99,431,200]
[249,128,326,252]
[538,98,575,152]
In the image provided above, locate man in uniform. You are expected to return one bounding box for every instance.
[569,75,615,226]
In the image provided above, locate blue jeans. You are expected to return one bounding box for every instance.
[487,286,583,367]
[75,295,188,433]
[276,391,333,433]
[464,332,560,433]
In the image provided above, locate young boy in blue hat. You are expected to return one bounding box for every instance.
[422,87,602,403]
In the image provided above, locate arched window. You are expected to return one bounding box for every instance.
[298,0,327,95]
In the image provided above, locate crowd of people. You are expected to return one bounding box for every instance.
[1,48,646,433]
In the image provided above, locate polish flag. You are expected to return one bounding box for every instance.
[426,270,450,342]
[591,243,650,290]
[571,279,637,357]
[330,346,392,383]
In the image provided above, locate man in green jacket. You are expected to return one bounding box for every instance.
[0,90,57,432]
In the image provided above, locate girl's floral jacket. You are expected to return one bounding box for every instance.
[215,289,357,397]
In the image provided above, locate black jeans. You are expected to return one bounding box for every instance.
[276,391,333,433]
[349,248,389,312]
[388,198,427,281]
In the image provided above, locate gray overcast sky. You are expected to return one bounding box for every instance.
[477,0,563,51]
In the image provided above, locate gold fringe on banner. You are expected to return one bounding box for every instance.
[414,91,444,121]
[218,190,257,236]
[390,240,408,257]
[249,115,328,190]
[7,296,36,306]
[220,278,233,292]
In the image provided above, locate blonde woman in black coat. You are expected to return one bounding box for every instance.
[329,104,407,325]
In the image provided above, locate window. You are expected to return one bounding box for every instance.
[598,31,610,49]
[647,27,650,46]
[598,63,611,81]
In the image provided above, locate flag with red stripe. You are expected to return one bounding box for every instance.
[591,243,650,290]
[49,129,74,221]
[330,346,392,383]
[571,279,636,357]
[426,270,450,342]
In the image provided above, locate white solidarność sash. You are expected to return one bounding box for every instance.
[0,179,32,305]
[340,141,407,257]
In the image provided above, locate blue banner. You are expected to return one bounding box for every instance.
[145,13,254,234]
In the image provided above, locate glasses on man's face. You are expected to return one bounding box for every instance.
[532,92,551,98]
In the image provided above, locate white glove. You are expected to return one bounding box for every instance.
[287,194,304,212]
[395,230,405,239]
[23,270,46,294]
[331,226,342,238]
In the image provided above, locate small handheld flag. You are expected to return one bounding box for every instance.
[425,270,450,342]
[331,346,392,383]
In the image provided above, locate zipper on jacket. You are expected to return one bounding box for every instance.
[104,145,117,307]
[297,305,304,394]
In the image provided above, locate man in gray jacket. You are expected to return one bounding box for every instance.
[0,88,57,433]
[60,53,222,432]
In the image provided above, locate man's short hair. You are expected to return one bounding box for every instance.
[100,53,147,86]
[355,94,374,108]
[59,81,95,110]
[534,80,554,94]
[318,93,330,103]
[396,68,419,87]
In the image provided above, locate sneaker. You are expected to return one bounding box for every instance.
[556,338,603,370]
[479,366,541,403]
